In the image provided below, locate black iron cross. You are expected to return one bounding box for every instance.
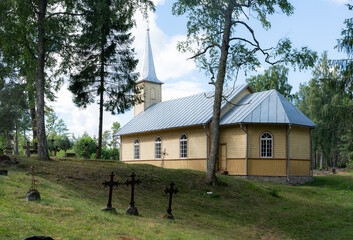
[102,172,120,209]
[125,172,141,208]
[23,141,31,157]
[164,181,178,216]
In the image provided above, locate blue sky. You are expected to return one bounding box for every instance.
[52,0,351,138]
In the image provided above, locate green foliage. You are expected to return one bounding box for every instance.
[45,108,69,138]
[172,0,317,83]
[268,186,280,198]
[55,135,73,152]
[296,52,352,167]
[74,134,97,158]
[111,121,121,148]
[246,65,294,100]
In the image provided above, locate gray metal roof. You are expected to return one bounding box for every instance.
[137,29,163,84]
[117,84,251,135]
[220,90,316,127]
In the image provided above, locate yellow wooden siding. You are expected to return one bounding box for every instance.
[248,159,287,176]
[121,126,207,161]
[134,81,162,117]
[220,88,251,117]
[248,124,286,159]
[220,126,246,159]
[124,159,206,171]
[290,126,310,160]
[227,159,246,175]
[290,160,310,176]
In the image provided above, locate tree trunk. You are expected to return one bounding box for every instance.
[15,124,19,155]
[206,8,233,184]
[320,148,323,170]
[30,107,38,151]
[96,48,105,159]
[35,0,49,160]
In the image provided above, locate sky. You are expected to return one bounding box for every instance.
[51,0,352,138]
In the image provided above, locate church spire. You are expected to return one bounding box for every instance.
[138,28,163,84]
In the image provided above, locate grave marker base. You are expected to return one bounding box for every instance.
[26,189,41,202]
[101,206,117,214]
[125,206,139,216]
[0,169,8,175]
[163,213,174,220]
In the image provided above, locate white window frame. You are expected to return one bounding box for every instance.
[134,138,140,160]
[260,132,273,158]
[155,136,162,159]
[180,133,187,159]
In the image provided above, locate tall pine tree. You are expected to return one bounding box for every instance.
[69,0,153,159]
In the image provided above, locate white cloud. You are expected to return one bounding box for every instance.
[163,80,205,101]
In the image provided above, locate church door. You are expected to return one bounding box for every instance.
[218,144,227,170]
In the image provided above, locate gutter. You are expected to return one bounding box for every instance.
[287,124,292,182]
[203,124,209,171]
[239,123,248,176]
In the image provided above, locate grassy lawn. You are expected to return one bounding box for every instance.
[0,156,352,240]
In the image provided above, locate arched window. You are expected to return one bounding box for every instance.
[180,133,187,159]
[150,87,156,100]
[134,138,140,160]
[260,132,273,158]
[155,136,162,159]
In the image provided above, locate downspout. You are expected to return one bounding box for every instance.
[203,124,209,171]
[311,130,314,179]
[287,124,292,182]
[239,123,248,176]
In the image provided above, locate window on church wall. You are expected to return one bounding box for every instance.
[155,136,162,159]
[150,87,156,100]
[180,133,187,159]
[134,138,140,160]
[260,132,273,158]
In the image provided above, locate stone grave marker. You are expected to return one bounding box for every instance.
[164,181,178,220]
[124,172,141,215]
[23,141,32,157]
[102,172,120,214]
[26,166,41,201]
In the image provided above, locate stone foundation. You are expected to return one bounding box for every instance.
[235,175,313,185]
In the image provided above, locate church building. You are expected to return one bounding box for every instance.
[117,29,316,184]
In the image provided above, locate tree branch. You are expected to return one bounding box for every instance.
[188,43,221,60]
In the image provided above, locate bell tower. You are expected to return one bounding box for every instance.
[134,28,163,117]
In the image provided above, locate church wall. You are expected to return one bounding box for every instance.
[219,125,247,175]
[220,87,252,118]
[248,124,287,159]
[120,125,207,172]
[134,82,145,117]
[289,125,311,176]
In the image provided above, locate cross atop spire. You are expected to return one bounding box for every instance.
[138,28,163,84]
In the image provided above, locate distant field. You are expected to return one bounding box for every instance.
[1,156,352,240]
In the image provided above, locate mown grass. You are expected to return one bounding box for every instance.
[1,156,353,240]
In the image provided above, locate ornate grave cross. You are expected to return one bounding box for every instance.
[124,172,141,215]
[102,172,120,213]
[26,165,41,201]
[30,165,36,190]
[50,138,55,155]
[161,148,168,168]
[54,146,59,156]
[23,141,31,157]
[164,181,178,219]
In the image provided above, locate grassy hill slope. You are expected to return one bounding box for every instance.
[1,157,353,240]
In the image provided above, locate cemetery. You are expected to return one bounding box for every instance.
[0,0,352,239]
[1,154,353,239]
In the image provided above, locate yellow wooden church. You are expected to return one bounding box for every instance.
[117,29,316,184]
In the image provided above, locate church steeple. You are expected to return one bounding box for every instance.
[134,28,163,117]
[138,28,163,84]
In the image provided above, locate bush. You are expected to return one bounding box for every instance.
[100,147,119,160]
[74,136,97,158]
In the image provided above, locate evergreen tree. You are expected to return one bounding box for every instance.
[69,0,153,159]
